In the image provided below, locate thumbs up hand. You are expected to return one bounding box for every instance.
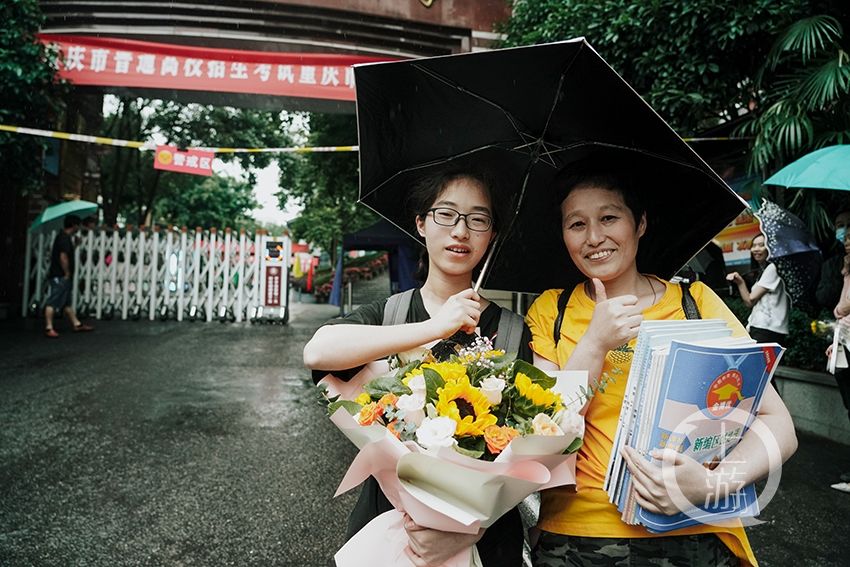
[584,278,643,353]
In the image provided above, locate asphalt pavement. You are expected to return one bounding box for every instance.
[1,302,848,566]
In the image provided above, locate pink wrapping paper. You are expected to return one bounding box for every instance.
[320,365,584,567]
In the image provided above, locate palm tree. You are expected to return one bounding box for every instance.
[737,15,849,240]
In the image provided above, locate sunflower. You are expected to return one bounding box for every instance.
[435,376,497,436]
[515,372,562,410]
[404,361,468,385]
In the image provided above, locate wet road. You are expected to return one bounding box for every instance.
[1,303,848,566]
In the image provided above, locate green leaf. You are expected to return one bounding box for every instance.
[565,436,584,454]
[422,367,446,401]
[328,399,363,416]
[453,444,484,459]
[455,436,486,459]
[512,360,556,389]
[364,375,412,398]
[767,15,842,68]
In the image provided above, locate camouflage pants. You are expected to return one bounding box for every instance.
[533,532,738,567]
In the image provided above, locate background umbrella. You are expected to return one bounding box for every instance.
[755,200,821,303]
[355,38,746,294]
[764,145,850,191]
[29,200,98,234]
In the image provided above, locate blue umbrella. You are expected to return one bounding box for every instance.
[764,145,850,191]
[29,200,98,234]
[755,200,822,302]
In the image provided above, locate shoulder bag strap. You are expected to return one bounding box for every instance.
[680,281,702,320]
[553,290,570,346]
[494,308,524,354]
[382,288,416,326]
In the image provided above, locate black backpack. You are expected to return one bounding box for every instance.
[553,280,701,346]
[383,288,524,354]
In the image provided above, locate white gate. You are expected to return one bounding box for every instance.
[23,227,291,324]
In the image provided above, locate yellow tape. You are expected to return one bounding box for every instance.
[0,124,358,153]
[1,123,747,152]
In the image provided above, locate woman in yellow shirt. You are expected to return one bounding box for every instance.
[525,162,798,566]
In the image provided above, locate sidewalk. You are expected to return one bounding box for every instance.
[0,302,847,566]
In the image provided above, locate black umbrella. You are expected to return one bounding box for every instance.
[754,200,822,303]
[354,38,746,293]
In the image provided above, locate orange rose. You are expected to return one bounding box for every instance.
[484,425,520,455]
[358,402,384,425]
[379,393,399,407]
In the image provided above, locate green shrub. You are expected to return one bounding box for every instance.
[722,297,829,372]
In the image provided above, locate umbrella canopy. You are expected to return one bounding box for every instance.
[29,200,98,234]
[755,200,821,303]
[355,38,746,293]
[764,145,850,191]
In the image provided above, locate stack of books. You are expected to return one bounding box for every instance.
[605,319,784,533]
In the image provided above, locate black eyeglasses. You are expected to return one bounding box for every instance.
[427,207,493,232]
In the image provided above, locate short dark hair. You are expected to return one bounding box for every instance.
[407,168,503,233]
[835,207,850,222]
[551,159,646,224]
[406,166,502,283]
[64,215,81,229]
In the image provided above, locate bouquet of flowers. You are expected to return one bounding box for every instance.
[318,336,588,567]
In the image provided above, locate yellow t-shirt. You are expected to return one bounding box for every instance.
[525,278,758,567]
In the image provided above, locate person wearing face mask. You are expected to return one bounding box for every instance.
[726,233,790,345]
[816,208,850,310]
[825,227,850,492]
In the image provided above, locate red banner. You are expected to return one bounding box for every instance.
[39,34,392,101]
[154,145,215,176]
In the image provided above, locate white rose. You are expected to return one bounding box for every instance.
[415,416,457,450]
[480,377,506,405]
[398,346,429,365]
[554,407,585,440]
[407,374,426,397]
[532,413,564,436]
[396,394,426,426]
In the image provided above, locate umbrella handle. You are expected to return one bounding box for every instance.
[473,241,498,293]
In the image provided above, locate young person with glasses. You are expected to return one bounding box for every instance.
[304,168,528,567]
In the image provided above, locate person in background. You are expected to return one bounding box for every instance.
[43,215,94,338]
[826,227,850,493]
[816,207,850,310]
[726,233,790,345]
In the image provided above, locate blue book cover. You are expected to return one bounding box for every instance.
[634,340,784,533]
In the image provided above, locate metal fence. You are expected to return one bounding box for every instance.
[23,227,291,323]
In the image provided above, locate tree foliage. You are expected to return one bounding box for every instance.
[155,175,257,230]
[739,15,850,173]
[98,97,297,227]
[0,0,67,194]
[736,12,850,241]
[277,113,375,259]
[499,0,811,134]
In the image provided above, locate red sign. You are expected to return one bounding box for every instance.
[705,369,743,418]
[39,34,393,101]
[265,266,282,307]
[154,145,214,176]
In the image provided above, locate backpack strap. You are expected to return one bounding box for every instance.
[552,281,702,342]
[553,289,570,346]
[494,308,524,354]
[680,281,702,320]
[382,288,416,326]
